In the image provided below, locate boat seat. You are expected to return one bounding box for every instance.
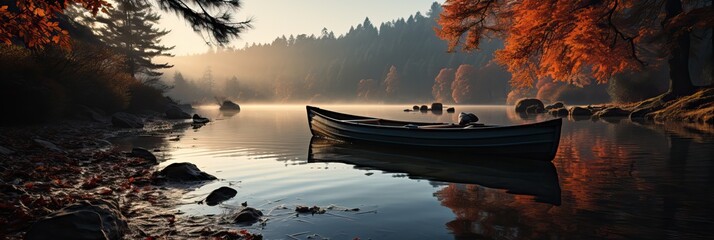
[344,118,381,125]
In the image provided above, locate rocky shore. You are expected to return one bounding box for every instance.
[513,87,714,126]
[0,113,262,239]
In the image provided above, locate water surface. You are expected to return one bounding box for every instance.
[122,105,714,239]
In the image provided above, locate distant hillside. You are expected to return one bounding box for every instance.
[164,2,511,104]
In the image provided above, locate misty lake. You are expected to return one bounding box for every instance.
[115,105,714,239]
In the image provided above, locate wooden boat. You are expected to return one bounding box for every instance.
[308,137,561,205]
[306,106,562,161]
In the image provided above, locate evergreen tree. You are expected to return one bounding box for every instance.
[94,0,175,83]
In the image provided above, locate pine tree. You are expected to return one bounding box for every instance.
[94,0,175,83]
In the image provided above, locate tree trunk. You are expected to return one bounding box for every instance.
[665,0,695,97]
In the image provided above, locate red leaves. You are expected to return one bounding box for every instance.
[0,0,111,49]
[437,0,650,88]
[82,175,103,189]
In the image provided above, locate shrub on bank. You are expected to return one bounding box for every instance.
[0,43,168,125]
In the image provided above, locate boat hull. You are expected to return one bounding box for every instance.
[308,137,561,205]
[306,106,562,161]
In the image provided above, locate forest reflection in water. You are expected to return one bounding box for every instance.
[115,105,714,239]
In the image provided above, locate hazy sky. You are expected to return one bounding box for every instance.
[159,0,443,56]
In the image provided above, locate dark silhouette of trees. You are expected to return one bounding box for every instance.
[92,0,174,82]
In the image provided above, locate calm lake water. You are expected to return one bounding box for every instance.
[119,105,714,239]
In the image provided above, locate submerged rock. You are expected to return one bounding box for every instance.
[234,207,263,224]
[158,162,217,182]
[128,147,157,164]
[111,112,144,128]
[515,98,544,113]
[25,200,128,240]
[205,187,238,206]
[295,205,326,214]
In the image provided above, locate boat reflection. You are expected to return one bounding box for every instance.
[308,137,562,205]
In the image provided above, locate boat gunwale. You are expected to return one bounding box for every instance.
[307,105,562,132]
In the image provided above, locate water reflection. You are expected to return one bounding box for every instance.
[308,137,561,205]
[109,105,714,239]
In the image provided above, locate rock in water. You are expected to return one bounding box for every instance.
[515,98,544,113]
[419,105,429,112]
[111,112,144,128]
[129,148,157,164]
[234,207,263,224]
[545,102,565,110]
[458,112,479,125]
[165,105,191,119]
[446,107,455,113]
[25,200,128,240]
[412,105,420,110]
[550,108,569,117]
[192,114,210,124]
[219,101,241,111]
[569,106,593,116]
[205,187,238,206]
[596,107,631,118]
[158,162,217,182]
[431,103,443,111]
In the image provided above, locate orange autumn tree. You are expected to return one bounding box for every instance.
[0,0,110,48]
[0,0,251,49]
[436,0,714,98]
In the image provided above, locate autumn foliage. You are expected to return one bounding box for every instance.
[0,0,110,49]
[436,0,713,90]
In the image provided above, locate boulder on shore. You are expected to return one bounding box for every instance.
[205,186,238,206]
[111,112,144,128]
[25,200,128,240]
[128,147,157,164]
[219,101,241,111]
[569,106,593,116]
[158,162,217,182]
[596,107,631,118]
[165,105,191,119]
[515,98,544,113]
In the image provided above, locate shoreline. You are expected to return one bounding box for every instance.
[0,115,260,239]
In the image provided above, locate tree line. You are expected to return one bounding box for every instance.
[166,3,513,104]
